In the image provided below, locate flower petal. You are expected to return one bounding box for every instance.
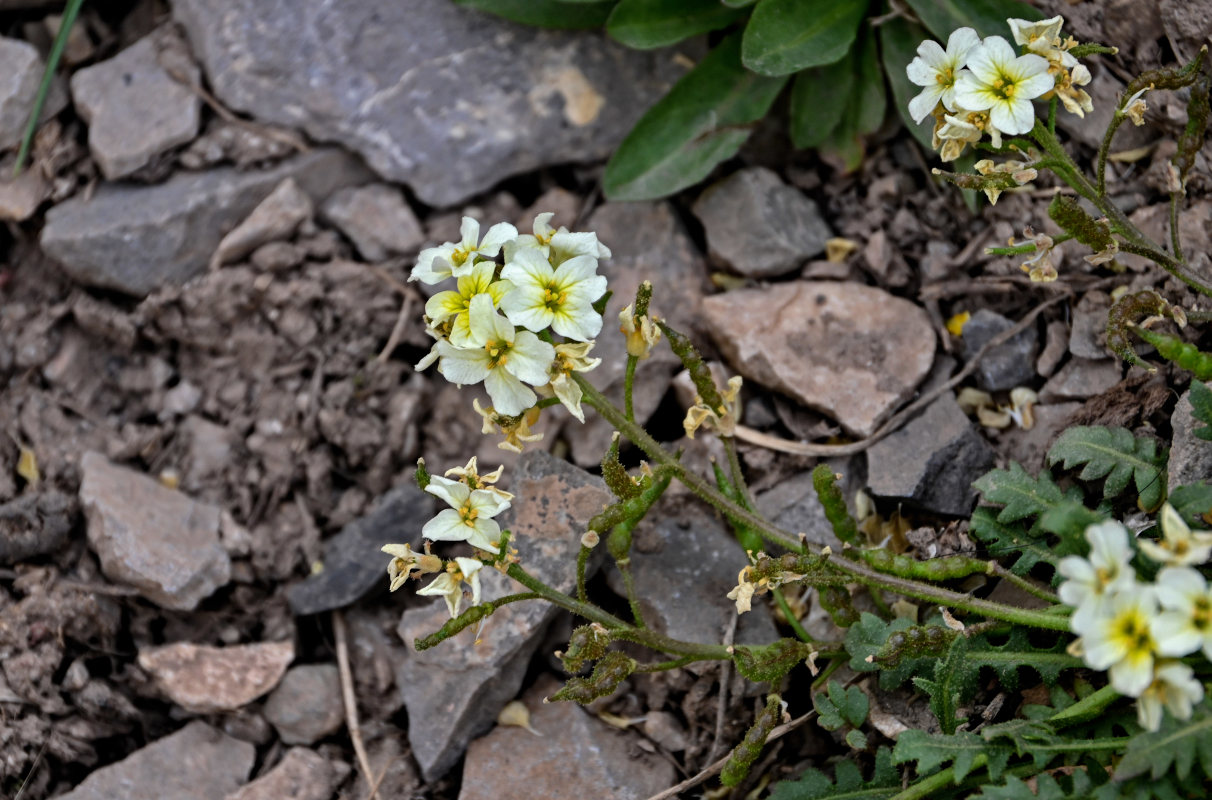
[485,368,537,416]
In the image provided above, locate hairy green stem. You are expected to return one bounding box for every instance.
[773,588,814,643]
[575,374,1073,632]
[618,559,647,628]
[575,544,591,603]
[623,355,638,424]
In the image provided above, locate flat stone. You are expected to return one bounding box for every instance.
[56,720,254,800]
[702,281,935,437]
[865,394,996,516]
[213,178,313,267]
[395,451,610,782]
[70,28,202,179]
[42,148,371,297]
[1169,387,1212,492]
[172,0,694,206]
[1069,291,1112,359]
[0,35,68,151]
[225,748,341,800]
[138,640,294,713]
[691,167,832,278]
[263,664,344,745]
[1036,319,1069,377]
[569,201,710,467]
[459,677,674,800]
[0,165,49,221]
[961,308,1038,392]
[605,494,779,650]
[1039,357,1122,402]
[79,451,230,610]
[320,183,425,261]
[286,483,433,616]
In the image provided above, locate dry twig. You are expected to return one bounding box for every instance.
[333,610,381,800]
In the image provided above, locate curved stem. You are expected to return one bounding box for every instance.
[623,355,638,423]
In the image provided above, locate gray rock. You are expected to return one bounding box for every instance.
[225,748,342,800]
[0,490,73,565]
[213,178,313,267]
[995,402,1082,473]
[79,451,230,610]
[865,394,996,516]
[172,0,694,206]
[320,183,425,261]
[1159,0,1212,62]
[0,35,68,152]
[286,483,433,616]
[692,167,832,278]
[138,640,295,713]
[1169,388,1212,492]
[56,720,254,800]
[605,494,779,650]
[263,664,344,745]
[961,308,1038,392]
[569,201,710,467]
[702,281,936,437]
[395,451,610,782]
[42,148,371,297]
[1069,291,1112,360]
[70,28,202,179]
[1039,357,1122,403]
[459,677,674,800]
[1036,319,1069,378]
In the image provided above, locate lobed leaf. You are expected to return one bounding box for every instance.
[1115,699,1212,782]
[741,0,867,76]
[967,627,1079,690]
[1189,380,1212,441]
[768,746,900,800]
[606,0,746,49]
[973,462,1067,524]
[968,506,1057,576]
[602,34,787,201]
[1047,426,1167,511]
[893,729,1013,783]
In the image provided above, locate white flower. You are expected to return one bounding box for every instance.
[444,456,511,499]
[1153,566,1212,659]
[500,247,607,341]
[1008,16,1065,56]
[381,543,442,591]
[474,399,544,453]
[1137,503,1212,566]
[1137,660,1204,732]
[424,261,513,347]
[954,36,1054,137]
[619,300,662,360]
[906,27,981,123]
[727,567,756,614]
[1080,586,1159,697]
[423,473,512,551]
[1058,520,1138,633]
[935,107,991,159]
[410,217,518,285]
[1119,87,1148,126]
[547,341,601,423]
[505,213,612,265]
[435,294,555,416]
[417,556,484,618]
[684,376,743,439]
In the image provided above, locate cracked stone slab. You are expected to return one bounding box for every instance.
[171,0,695,206]
[702,281,935,437]
[395,451,610,782]
[138,640,294,713]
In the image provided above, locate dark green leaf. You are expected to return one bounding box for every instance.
[602,34,788,201]
[1169,483,1212,525]
[607,0,746,49]
[789,56,854,149]
[879,17,936,152]
[742,0,867,76]
[817,23,885,171]
[968,506,1057,576]
[845,729,869,751]
[1189,380,1212,441]
[454,0,616,28]
[902,0,1043,42]
[1116,698,1212,781]
[1047,426,1168,511]
[967,627,1080,690]
[974,771,1095,800]
[845,613,929,689]
[893,729,1013,783]
[973,462,1067,523]
[769,746,900,800]
[722,0,757,6]
[914,636,976,734]
[816,680,870,731]
[1038,500,1107,548]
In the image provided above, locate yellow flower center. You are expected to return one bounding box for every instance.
[991,76,1018,100]
[484,338,510,367]
[542,284,568,309]
[935,67,954,87]
[452,247,470,267]
[1194,597,1211,630]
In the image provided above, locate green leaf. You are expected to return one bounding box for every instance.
[607,0,747,49]
[1189,380,1212,441]
[722,0,757,6]
[967,627,1079,690]
[975,771,1095,800]
[973,462,1067,524]
[902,0,1043,42]
[789,56,855,149]
[879,17,936,152]
[1116,699,1212,782]
[845,613,931,689]
[741,0,867,76]
[845,729,869,750]
[1038,500,1108,545]
[769,746,900,800]
[968,506,1058,576]
[1169,483,1212,525]
[454,0,616,28]
[913,636,976,734]
[893,729,1013,783]
[602,34,788,201]
[1047,426,1168,511]
[815,680,870,731]
[817,23,885,171]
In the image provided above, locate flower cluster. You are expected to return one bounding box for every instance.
[412,214,611,446]
[1059,507,1212,730]
[381,457,513,618]
[907,16,1092,163]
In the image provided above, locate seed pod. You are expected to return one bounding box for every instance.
[733,638,815,683]
[549,650,636,703]
[1132,326,1212,380]
[657,321,724,412]
[1106,290,1185,370]
[819,584,860,627]
[1125,47,1206,97]
[854,547,991,581]
[413,603,494,651]
[1174,65,1211,187]
[872,624,957,667]
[414,458,432,490]
[812,465,859,546]
[713,462,764,555]
[601,433,640,501]
[721,695,783,787]
[559,624,613,673]
[633,279,653,320]
[1048,195,1116,254]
